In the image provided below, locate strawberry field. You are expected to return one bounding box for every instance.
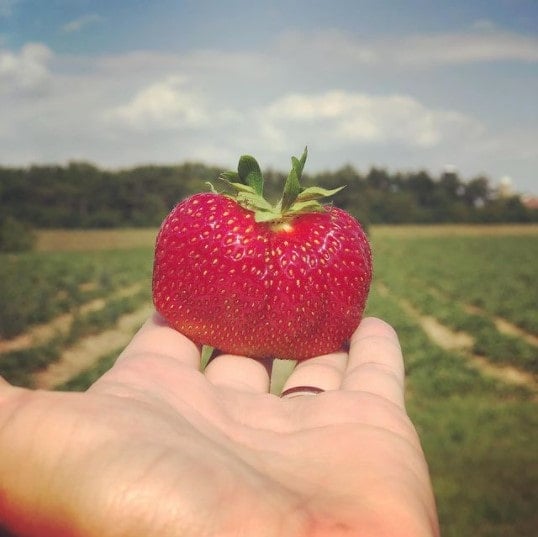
[0,234,153,388]
[0,225,537,536]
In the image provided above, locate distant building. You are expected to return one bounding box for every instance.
[497,176,513,198]
[442,164,458,174]
[522,194,538,210]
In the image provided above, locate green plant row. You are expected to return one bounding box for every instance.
[0,288,150,387]
[377,271,537,374]
[366,287,529,400]
[0,247,152,339]
[372,234,538,336]
[371,232,538,373]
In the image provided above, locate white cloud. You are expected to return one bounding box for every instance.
[279,28,538,68]
[395,31,538,66]
[471,19,498,32]
[105,76,209,131]
[260,90,484,149]
[62,14,103,33]
[0,42,52,94]
[0,35,536,193]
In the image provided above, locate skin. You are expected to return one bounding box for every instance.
[0,314,440,537]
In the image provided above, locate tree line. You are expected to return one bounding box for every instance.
[0,160,536,233]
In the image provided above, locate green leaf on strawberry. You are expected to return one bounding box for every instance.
[237,155,264,196]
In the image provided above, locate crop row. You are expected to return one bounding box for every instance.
[379,272,537,374]
[372,234,537,373]
[0,247,152,339]
[372,233,538,336]
[0,287,150,387]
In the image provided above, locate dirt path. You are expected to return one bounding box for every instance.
[408,282,537,347]
[33,303,153,390]
[377,283,537,389]
[0,284,144,354]
[463,304,538,347]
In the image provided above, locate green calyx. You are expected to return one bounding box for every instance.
[212,147,344,224]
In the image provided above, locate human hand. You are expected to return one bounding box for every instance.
[0,314,439,537]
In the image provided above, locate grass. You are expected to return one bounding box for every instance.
[0,288,150,387]
[379,273,538,373]
[0,247,152,338]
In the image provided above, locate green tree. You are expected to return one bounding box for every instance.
[464,176,492,208]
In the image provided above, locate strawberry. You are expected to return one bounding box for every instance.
[152,148,372,360]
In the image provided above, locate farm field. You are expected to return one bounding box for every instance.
[1,224,537,536]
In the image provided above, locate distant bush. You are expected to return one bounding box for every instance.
[0,216,36,252]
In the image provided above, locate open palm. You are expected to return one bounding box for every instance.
[0,314,439,537]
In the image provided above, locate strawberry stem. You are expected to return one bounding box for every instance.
[216,147,345,224]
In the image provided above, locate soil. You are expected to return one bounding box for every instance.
[0,284,143,354]
[378,283,537,390]
[33,303,153,390]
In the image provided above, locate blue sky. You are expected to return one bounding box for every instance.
[1,0,537,194]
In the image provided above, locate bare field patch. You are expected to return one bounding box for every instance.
[37,228,158,252]
[372,223,538,238]
[35,224,538,253]
[34,303,153,389]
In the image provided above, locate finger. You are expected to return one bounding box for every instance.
[90,312,201,391]
[341,317,405,408]
[280,352,347,396]
[204,354,272,393]
[118,311,201,367]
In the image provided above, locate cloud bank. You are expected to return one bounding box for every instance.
[0,42,52,94]
[0,25,536,192]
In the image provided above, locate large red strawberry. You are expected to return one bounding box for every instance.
[152,148,372,360]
